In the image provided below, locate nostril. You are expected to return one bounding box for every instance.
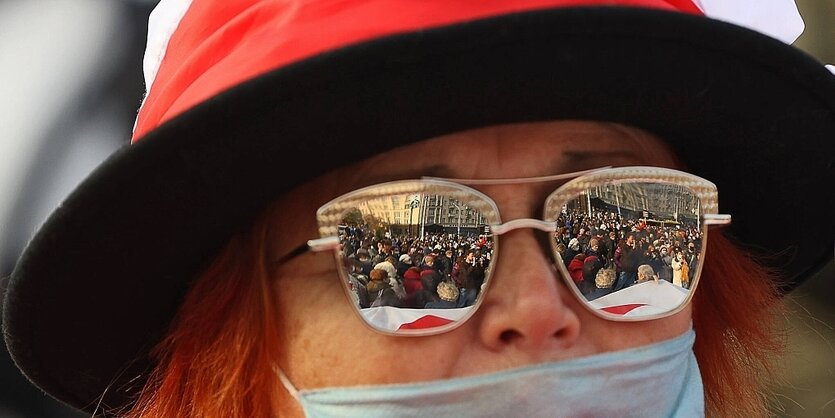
[499,330,521,343]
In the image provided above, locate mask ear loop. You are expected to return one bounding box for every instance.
[272,363,302,402]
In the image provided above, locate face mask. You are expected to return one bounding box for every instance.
[275,329,703,417]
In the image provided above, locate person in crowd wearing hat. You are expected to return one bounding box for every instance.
[354,248,373,276]
[586,268,618,301]
[401,266,424,302]
[3,1,833,417]
[396,253,413,278]
[425,280,462,309]
[563,237,581,268]
[567,253,587,288]
[582,255,606,294]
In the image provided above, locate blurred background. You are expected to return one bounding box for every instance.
[0,1,832,417]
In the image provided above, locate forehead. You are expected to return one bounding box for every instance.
[268,121,680,248]
[338,121,678,188]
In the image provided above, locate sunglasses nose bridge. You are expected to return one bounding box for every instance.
[490,219,557,235]
[490,218,561,270]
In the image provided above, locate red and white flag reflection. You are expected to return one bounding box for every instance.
[361,281,689,331]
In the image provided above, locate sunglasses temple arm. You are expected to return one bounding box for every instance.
[274,236,341,266]
[703,214,732,227]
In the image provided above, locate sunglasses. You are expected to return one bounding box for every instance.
[281,166,730,336]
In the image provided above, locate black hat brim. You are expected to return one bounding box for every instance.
[4,6,834,413]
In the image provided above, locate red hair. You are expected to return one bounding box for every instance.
[693,232,786,417]
[123,225,785,417]
[122,218,281,417]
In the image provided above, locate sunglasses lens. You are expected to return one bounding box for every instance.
[322,181,497,334]
[553,181,702,319]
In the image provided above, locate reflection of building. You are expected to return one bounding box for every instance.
[420,195,487,234]
[355,193,487,236]
[569,184,700,222]
[357,194,420,225]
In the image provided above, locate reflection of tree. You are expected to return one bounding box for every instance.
[339,210,391,239]
[363,214,390,240]
[342,208,364,226]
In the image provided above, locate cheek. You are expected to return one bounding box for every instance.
[272,261,693,389]
[273,268,467,388]
[273,272,357,369]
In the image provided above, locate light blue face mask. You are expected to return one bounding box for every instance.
[276,329,703,418]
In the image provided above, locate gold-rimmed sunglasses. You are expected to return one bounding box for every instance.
[278,166,731,336]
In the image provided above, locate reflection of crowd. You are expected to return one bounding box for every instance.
[339,226,493,309]
[338,204,702,308]
[555,208,701,300]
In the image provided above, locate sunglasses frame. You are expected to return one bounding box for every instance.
[308,166,730,336]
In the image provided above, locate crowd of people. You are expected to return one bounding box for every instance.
[338,200,703,309]
[555,207,702,300]
[339,226,493,310]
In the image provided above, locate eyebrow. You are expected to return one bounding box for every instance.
[560,150,644,170]
[358,164,455,185]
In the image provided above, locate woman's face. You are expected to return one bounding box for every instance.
[269,121,692,415]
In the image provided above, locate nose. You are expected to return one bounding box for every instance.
[474,229,581,354]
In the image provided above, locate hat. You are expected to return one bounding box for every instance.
[4,0,833,413]
[399,254,412,264]
[403,267,422,281]
[436,281,461,302]
[583,255,605,281]
[374,261,397,281]
[595,268,618,289]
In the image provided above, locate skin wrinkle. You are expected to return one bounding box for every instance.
[269,121,690,417]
